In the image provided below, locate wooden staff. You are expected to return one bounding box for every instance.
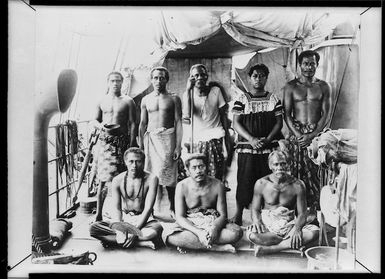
[190,88,194,153]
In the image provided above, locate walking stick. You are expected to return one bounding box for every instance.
[190,88,194,154]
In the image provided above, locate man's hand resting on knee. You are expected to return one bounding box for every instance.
[248,220,267,234]
[290,228,303,249]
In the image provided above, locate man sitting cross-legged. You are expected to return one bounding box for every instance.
[89,147,162,249]
[161,153,243,253]
[246,150,319,256]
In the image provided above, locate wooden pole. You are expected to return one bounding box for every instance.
[190,88,194,153]
[334,173,341,270]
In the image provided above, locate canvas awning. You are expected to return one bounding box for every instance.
[35,7,359,121]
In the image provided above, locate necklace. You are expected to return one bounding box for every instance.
[124,172,145,201]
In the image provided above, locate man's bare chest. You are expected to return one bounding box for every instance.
[146,96,174,113]
[264,185,296,207]
[100,97,127,113]
[293,84,323,102]
[120,179,145,200]
[185,194,214,209]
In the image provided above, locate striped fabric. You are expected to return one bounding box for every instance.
[232,91,283,116]
[232,91,284,155]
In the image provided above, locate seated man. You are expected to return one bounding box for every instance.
[246,150,319,256]
[162,153,243,253]
[89,147,162,249]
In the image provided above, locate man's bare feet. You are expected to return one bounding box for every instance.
[116,231,137,248]
[177,246,187,254]
[254,245,306,257]
[137,240,156,250]
[245,226,256,243]
[210,244,236,253]
[254,245,265,256]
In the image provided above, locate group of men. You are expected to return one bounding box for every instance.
[88,49,331,256]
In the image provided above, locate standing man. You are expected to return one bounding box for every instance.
[282,50,331,209]
[161,153,243,253]
[93,71,137,222]
[230,64,284,225]
[90,148,163,249]
[246,151,319,256]
[183,64,232,190]
[139,66,183,217]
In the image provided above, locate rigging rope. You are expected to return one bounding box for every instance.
[328,26,359,126]
[112,35,125,71]
[68,34,82,120]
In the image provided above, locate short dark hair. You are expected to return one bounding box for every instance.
[298,50,320,65]
[150,66,169,81]
[124,147,145,162]
[184,153,207,169]
[248,64,270,77]
[107,71,124,81]
[189,64,208,76]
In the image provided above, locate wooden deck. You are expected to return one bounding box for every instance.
[44,205,310,273]
[8,153,365,275]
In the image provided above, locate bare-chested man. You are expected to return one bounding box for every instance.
[90,148,162,249]
[92,71,137,222]
[162,153,243,253]
[246,150,319,256]
[282,50,331,209]
[139,67,182,217]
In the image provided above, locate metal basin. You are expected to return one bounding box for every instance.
[305,246,355,271]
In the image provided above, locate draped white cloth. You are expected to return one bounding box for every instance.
[37,8,355,121]
[118,10,346,97]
